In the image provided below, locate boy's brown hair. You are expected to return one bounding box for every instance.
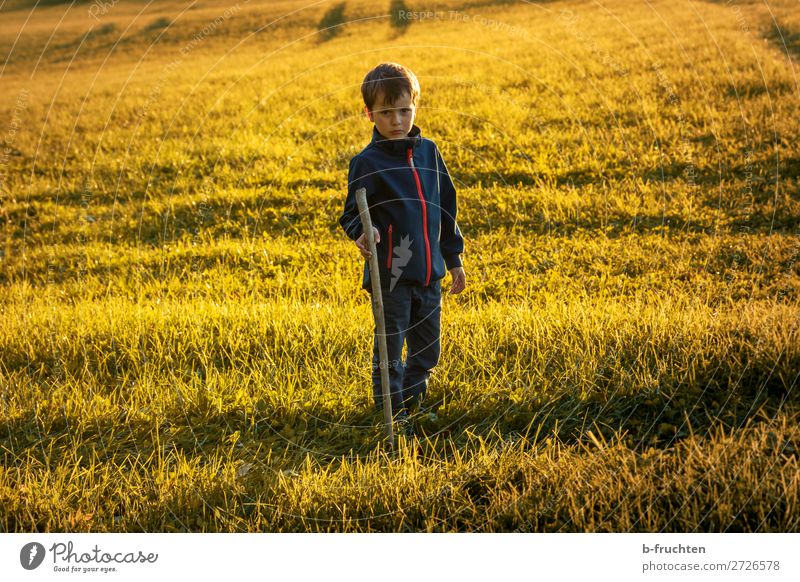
[361,62,420,111]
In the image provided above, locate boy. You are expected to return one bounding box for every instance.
[338,62,466,435]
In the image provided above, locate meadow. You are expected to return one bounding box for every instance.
[0,0,798,531]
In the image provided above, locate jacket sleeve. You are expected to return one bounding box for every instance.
[435,144,465,269]
[339,154,376,241]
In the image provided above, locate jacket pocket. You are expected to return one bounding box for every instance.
[386,223,393,270]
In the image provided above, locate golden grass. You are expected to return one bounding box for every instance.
[1,0,798,531]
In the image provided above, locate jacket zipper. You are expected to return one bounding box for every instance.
[407,148,431,286]
[387,224,393,270]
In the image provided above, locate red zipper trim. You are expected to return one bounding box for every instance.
[407,148,431,286]
[387,224,393,270]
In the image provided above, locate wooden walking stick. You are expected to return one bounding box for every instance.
[355,187,395,450]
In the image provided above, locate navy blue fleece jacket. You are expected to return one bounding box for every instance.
[339,124,465,291]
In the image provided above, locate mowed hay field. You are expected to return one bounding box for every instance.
[0,0,799,532]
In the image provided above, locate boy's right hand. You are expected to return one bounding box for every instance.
[355,227,380,259]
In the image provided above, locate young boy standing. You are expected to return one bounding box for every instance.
[338,62,466,435]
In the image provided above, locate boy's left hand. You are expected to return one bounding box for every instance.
[448,266,466,294]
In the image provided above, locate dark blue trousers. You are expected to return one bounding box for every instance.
[369,279,442,415]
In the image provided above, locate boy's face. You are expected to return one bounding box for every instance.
[366,90,416,140]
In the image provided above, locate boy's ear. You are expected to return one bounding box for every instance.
[364,105,373,122]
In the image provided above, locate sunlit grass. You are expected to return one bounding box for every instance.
[1,0,799,531]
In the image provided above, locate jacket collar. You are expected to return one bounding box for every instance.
[371,124,422,156]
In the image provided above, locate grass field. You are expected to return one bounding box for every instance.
[1,0,799,532]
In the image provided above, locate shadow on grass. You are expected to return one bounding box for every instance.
[766,20,800,63]
[1,350,796,531]
[387,0,412,39]
[317,2,347,42]
[3,348,795,467]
